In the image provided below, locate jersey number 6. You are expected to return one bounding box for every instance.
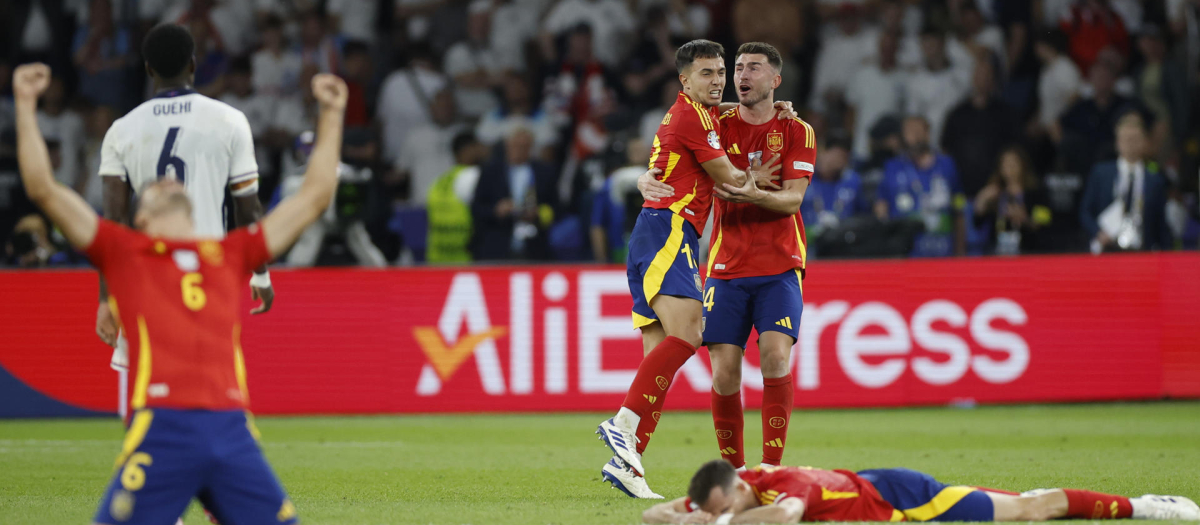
[157,127,186,184]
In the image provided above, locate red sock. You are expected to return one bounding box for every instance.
[1064,489,1133,519]
[634,397,665,454]
[620,336,696,452]
[761,374,793,465]
[711,388,745,468]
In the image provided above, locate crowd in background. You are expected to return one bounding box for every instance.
[1,0,1198,268]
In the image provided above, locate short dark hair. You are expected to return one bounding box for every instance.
[452,131,480,157]
[142,24,194,79]
[688,460,738,508]
[736,42,783,72]
[676,39,725,73]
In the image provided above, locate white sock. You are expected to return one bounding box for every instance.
[760,462,779,468]
[614,407,641,433]
[735,466,747,472]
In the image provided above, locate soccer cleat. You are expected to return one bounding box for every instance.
[1131,495,1200,520]
[601,457,662,499]
[596,418,645,476]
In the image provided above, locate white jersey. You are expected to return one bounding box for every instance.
[98,89,259,238]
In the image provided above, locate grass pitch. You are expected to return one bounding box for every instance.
[0,402,1197,524]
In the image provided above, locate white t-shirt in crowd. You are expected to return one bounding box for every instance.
[846,63,908,158]
[377,67,448,165]
[1038,55,1082,127]
[397,123,465,206]
[542,0,636,67]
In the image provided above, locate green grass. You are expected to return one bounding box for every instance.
[1,402,1198,524]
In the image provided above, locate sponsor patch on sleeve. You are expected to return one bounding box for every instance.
[794,161,814,172]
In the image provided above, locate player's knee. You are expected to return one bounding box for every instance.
[759,352,790,378]
[1016,494,1058,521]
[712,363,742,395]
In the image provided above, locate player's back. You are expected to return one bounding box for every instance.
[100,90,258,238]
[645,92,727,234]
[740,465,899,522]
[86,219,271,411]
[708,109,815,279]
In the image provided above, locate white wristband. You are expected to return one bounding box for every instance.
[250,271,271,288]
[715,513,733,525]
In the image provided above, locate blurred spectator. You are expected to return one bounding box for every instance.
[732,0,803,101]
[162,0,253,56]
[341,41,373,127]
[443,0,502,120]
[251,15,303,97]
[540,0,635,68]
[846,30,907,159]
[1171,0,1200,86]
[394,89,465,205]
[273,64,321,177]
[591,136,648,264]
[190,17,229,96]
[489,0,544,72]
[1060,0,1129,74]
[472,126,558,261]
[800,134,865,237]
[282,131,388,267]
[475,73,559,158]
[876,0,923,68]
[327,0,381,44]
[0,62,12,136]
[875,116,967,257]
[950,2,1007,76]
[1133,25,1188,157]
[81,105,115,211]
[638,82,678,150]
[297,10,341,74]
[4,214,62,268]
[5,0,72,69]
[1034,29,1082,130]
[905,28,969,148]
[1080,113,1173,252]
[427,132,488,264]
[973,146,1052,254]
[621,6,679,112]
[36,76,89,205]
[1058,55,1140,176]
[941,57,1021,198]
[809,4,874,115]
[394,0,449,45]
[72,0,133,109]
[220,56,277,182]
[377,45,447,167]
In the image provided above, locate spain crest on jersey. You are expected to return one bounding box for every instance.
[767,132,783,152]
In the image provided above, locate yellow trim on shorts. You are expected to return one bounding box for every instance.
[795,269,803,295]
[791,216,807,269]
[890,509,906,521]
[632,311,657,329]
[901,486,978,521]
[641,188,697,309]
[113,410,153,469]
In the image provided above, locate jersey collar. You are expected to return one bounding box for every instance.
[151,88,197,99]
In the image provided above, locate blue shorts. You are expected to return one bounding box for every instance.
[94,409,297,525]
[703,270,804,348]
[858,468,994,522]
[627,208,703,329]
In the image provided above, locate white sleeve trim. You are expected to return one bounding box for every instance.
[229,171,260,184]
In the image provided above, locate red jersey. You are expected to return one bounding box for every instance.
[688,466,901,522]
[645,92,727,234]
[707,107,815,279]
[86,219,271,412]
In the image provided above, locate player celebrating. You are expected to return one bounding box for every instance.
[597,39,782,499]
[644,460,1200,523]
[95,24,275,377]
[12,63,347,525]
[705,42,812,471]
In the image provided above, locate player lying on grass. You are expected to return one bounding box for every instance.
[643,460,1200,523]
[14,62,347,525]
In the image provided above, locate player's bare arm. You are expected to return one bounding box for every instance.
[728,498,805,524]
[232,193,274,314]
[715,177,809,215]
[260,74,347,259]
[13,64,100,251]
[93,175,131,346]
[643,498,712,525]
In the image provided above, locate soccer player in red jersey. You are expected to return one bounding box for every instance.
[705,42,813,471]
[13,63,348,525]
[643,460,1200,523]
[597,39,782,499]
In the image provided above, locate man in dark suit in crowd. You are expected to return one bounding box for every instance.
[471,125,558,261]
[1079,112,1173,253]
